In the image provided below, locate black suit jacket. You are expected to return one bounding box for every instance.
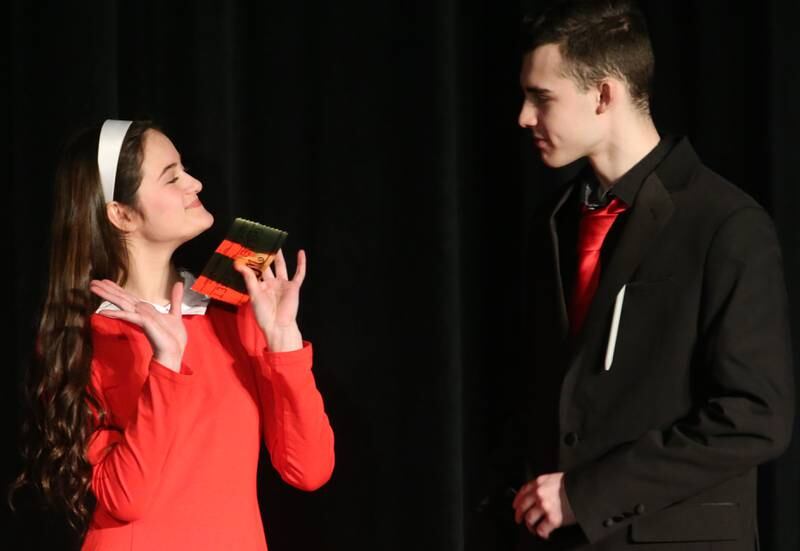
[517,138,794,550]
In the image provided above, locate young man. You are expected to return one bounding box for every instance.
[511,1,794,549]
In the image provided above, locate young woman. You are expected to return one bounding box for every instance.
[15,120,334,550]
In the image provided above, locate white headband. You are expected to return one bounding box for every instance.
[97,119,133,203]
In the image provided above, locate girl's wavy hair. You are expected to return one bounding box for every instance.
[10,120,156,533]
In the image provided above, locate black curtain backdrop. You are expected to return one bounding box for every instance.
[3,1,799,550]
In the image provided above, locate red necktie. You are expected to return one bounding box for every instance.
[569,197,628,336]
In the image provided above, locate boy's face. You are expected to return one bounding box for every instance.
[518,43,604,168]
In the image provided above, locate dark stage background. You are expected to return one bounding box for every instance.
[3,1,799,550]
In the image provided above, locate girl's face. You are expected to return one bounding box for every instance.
[130,130,214,247]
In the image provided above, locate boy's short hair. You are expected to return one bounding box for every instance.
[522,0,655,113]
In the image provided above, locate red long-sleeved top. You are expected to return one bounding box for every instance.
[81,302,334,551]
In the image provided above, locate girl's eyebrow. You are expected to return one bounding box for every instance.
[159,162,179,178]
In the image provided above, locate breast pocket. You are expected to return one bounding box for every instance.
[604,278,676,373]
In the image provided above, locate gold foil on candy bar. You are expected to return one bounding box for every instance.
[233,252,277,280]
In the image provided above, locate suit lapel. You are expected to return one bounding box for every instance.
[569,171,675,365]
[548,184,577,342]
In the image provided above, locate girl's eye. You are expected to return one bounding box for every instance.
[167,176,179,184]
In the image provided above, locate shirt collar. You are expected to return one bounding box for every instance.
[95,269,211,315]
[581,135,677,209]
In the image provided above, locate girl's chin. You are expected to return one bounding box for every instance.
[194,209,215,230]
[182,212,215,242]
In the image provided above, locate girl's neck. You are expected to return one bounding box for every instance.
[123,243,181,306]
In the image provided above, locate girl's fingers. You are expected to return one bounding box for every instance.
[90,279,122,293]
[274,249,289,280]
[293,249,307,286]
[235,261,262,295]
[101,280,137,304]
[93,279,129,298]
[169,281,184,318]
[97,309,143,326]
[260,256,275,280]
[90,280,138,311]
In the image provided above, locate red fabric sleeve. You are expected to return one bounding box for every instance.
[236,307,335,491]
[87,358,194,522]
[257,343,335,490]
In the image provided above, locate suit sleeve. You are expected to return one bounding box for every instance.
[87,358,194,522]
[564,206,795,543]
[238,308,335,491]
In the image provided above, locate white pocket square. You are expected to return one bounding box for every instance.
[604,285,626,371]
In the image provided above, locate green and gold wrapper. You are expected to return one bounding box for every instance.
[192,218,288,305]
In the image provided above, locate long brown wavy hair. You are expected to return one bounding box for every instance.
[11,121,156,533]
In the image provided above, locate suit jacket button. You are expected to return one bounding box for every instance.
[634,504,646,515]
[564,432,580,447]
[602,518,614,528]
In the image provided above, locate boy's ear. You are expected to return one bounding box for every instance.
[596,80,613,114]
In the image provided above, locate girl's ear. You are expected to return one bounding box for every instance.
[106,201,139,233]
